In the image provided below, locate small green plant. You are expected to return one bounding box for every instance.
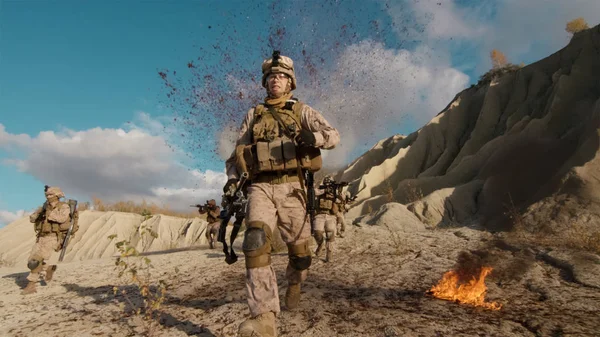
[108,224,167,336]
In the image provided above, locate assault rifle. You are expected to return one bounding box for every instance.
[190,203,209,213]
[58,199,78,262]
[217,172,249,264]
[318,180,348,200]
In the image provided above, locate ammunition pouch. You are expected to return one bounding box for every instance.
[317,198,334,214]
[238,102,322,177]
[242,221,272,269]
[287,241,311,271]
[40,222,53,234]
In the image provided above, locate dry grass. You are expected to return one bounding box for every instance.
[566,17,589,35]
[478,63,522,85]
[90,197,200,219]
[506,196,600,254]
[405,181,424,203]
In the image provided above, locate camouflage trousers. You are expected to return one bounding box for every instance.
[245,181,312,317]
[335,211,346,235]
[314,213,337,253]
[205,221,220,245]
[26,234,61,282]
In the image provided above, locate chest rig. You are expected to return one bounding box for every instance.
[317,188,338,214]
[237,100,321,180]
[34,202,65,235]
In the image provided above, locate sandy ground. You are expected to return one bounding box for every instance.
[1,223,600,337]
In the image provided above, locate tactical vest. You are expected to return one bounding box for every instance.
[34,201,79,237]
[206,206,220,223]
[317,190,337,215]
[236,100,322,178]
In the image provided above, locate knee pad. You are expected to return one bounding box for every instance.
[27,259,41,271]
[242,221,272,268]
[313,230,324,244]
[287,241,312,271]
[326,231,336,242]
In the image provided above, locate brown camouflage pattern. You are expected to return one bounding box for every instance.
[244,181,312,316]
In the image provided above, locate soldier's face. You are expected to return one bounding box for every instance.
[46,195,59,205]
[267,73,290,97]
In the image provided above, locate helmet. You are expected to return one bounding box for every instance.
[323,176,333,185]
[207,199,217,207]
[261,50,297,90]
[45,186,65,199]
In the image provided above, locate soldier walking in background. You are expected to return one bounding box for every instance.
[22,186,78,295]
[195,199,221,249]
[314,176,339,262]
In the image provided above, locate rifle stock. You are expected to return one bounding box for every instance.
[59,199,77,262]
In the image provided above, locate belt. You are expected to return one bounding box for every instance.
[253,170,300,185]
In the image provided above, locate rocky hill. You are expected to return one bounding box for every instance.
[0,211,210,266]
[339,24,600,240]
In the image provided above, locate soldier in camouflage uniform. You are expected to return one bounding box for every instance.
[314,176,339,262]
[225,51,340,337]
[198,199,221,249]
[334,189,351,238]
[22,186,72,295]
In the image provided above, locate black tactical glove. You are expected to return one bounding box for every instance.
[295,129,316,147]
[223,178,238,194]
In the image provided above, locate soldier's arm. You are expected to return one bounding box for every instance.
[300,105,340,149]
[29,207,43,223]
[226,108,255,180]
[48,203,71,224]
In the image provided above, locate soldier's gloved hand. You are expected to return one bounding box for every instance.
[295,129,316,147]
[223,178,238,194]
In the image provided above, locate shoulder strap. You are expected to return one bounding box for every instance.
[268,106,296,140]
[291,100,304,122]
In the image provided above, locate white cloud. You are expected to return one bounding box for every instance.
[388,0,600,74]
[474,0,600,71]
[0,209,29,227]
[0,115,228,212]
[295,40,469,167]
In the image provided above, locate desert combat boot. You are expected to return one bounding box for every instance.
[238,312,276,337]
[285,283,301,310]
[21,281,37,295]
[45,265,57,282]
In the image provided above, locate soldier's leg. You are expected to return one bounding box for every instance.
[325,215,337,263]
[23,235,59,294]
[239,183,278,337]
[313,214,326,258]
[205,224,212,248]
[274,182,313,310]
[336,212,346,238]
[213,222,220,248]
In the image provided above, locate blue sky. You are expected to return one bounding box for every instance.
[1,0,599,226]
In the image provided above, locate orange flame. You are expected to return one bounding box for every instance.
[429,266,501,310]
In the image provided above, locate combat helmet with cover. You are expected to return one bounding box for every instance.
[261,50,297,90]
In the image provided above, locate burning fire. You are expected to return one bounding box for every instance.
[429,266,501,310]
